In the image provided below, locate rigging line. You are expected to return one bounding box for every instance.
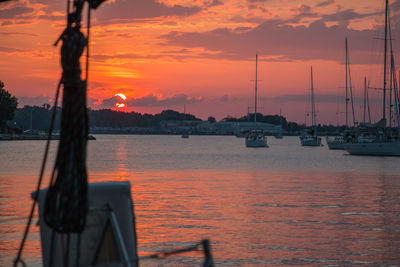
[347,39,356,126]
[85,3,91,83]
[13,78,62,267]
[367,80,372,123]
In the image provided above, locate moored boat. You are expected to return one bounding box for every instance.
[246,54,268,148]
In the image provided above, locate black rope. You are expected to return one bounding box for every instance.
[12,1,116,265]
[85,4,91,83]
[13,79,62,267]
[44,0,89,234]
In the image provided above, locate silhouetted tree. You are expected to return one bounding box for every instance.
[0,81,18,132]
[207,116,216,123]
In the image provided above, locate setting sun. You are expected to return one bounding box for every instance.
[115,93,127,101]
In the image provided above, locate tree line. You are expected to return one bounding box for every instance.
[0,80,345,134]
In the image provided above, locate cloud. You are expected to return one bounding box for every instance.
[94,93,203,109]
[321,9,380,25]
[38,14,64,21]
[316,0,335,7]
[247,0,270,3]
[91,47,202,62]
[159,18,382,63]
[229,15,266,24]
[0,5,34,19]
[0,31,37,37]
[391,0,400,12]
[210,0,224,7]
[0,46,24,52]
[95,95,122,109]
[291,5,319,21]
[93,0,202,25]
[128,94,203,107]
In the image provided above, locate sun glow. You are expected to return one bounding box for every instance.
[115,93,127,100]
[116,103,125,108]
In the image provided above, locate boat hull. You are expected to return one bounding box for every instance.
[301,137,322,146]
[345,141,400,156]
[246,139,268,147]
[327,140,348,150]
[245,138,268,147]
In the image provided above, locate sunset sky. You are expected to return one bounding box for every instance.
[1,0,400,124]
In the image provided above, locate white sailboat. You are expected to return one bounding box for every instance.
[246,54,268,148]
[346,0,400,156]
[327,37,356,150]
[300,66,322,146]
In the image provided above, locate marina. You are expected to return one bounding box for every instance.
[2,0,400,266]
[1,135,400,266]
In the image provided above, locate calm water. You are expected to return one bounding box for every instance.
[1,135,400,266]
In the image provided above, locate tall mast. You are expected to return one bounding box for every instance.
[383,0,388,124]
[363,77,367,123]
[367,80,372,123]
[347,38,356,126]
[389,8,395,129]
[254,53,258,123]
[311,66,316,133]
[345,37,349,127]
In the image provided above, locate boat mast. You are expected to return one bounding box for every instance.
[346,37,356,127]
[311,66,316,135]
[383,0,388,125]
[345,37,349,127]
[396,70,400,132]
[367,80,372,123]
[363,77,367,123]
[389,16,394,129]
[254,53,258,123]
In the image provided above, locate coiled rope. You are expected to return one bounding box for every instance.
[14,1,106,265]
[44,0,89,233]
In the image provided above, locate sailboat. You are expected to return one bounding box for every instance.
[245,54,268,148]
[300,66,322,146]
[345,0,400,156]
[327,37,356,150]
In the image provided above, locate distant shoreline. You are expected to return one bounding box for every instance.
[0,134,96,141]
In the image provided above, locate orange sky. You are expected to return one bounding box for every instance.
[0,0,399,124]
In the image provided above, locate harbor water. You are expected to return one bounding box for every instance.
[1,135,400,266]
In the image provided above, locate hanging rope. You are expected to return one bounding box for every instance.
[14,1,107,265]
[44,0,107,234]
[44,0,89,233]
